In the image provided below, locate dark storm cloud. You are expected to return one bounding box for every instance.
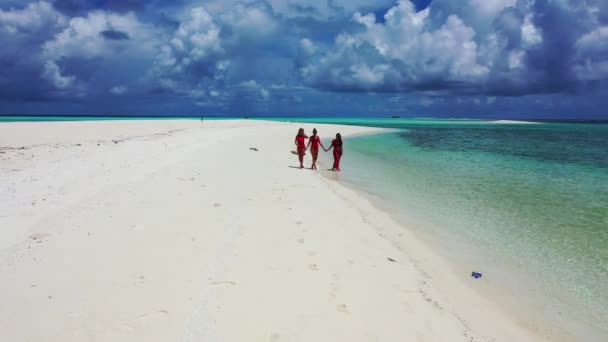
[524,0,586,92]
[100,29,129,40]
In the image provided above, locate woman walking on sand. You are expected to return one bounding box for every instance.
[306,128,326,170]
[324,133,343,171]
[294,128,308,168]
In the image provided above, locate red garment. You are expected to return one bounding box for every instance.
[296,135,307,148]
[310,135,320,150]
[332,139,342,170]
[331,139,342,153]
[333,150,341,170]
[296,135,307,154]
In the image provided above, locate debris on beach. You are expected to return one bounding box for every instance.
[387,258,397,262]
[336,304,349,313]
[471,271,482,279]
[29,233,49,242]
[211,281,237,286]
[249,147,259,151]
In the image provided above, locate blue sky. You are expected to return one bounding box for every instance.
[0,0,607,118]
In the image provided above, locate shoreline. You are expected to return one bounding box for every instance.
[0,119,566,341]
[317,128,607,341]
[321,161,605,341]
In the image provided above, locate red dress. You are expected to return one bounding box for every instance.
[310,136,320,151]
[296,135,307,153]
[332,139,342,170]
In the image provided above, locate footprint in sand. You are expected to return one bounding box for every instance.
[29,233,50,243]
[337,304,349,313]
[297,238,305,244]
[309,264,319,271]
[213,203,222,207]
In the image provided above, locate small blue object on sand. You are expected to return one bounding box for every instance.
[471,272,482,279]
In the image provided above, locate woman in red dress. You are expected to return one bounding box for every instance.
[294,128,308,168]
[324,133,343,171]
[306,128,326,170]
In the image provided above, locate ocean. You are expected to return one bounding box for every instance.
[296,118,608,338]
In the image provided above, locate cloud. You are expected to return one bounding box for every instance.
[42,60,76,89]
[110,85,127,94]
[100,29,130,40]
[299,1,489,92]
[240,80,258,87]
[53,0,144,15]
[220,1,278,40]
[155,6,225,85]
[260,87,270,100]
[43,11,150,60]
[266,0,396,20]
[0,1,66,34]
[39,10,159,96]
[0,1,69,100]
[0,0,607,117]
[298,0,608,95]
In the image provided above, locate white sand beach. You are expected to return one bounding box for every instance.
[0,119,548,341]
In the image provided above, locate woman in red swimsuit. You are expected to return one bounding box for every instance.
[306,128,326,170]
[294,128,308,168]
[324,133,343,171]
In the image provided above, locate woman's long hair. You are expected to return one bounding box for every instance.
[312,128,317,136]
[335,133,342,146]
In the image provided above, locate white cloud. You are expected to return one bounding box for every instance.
[240,80,258,87]
[574,25,608,80]
[220,2,278,39]
[38,10,157,92]
[156,6,225,78]
[42,60,75,89]
[521,14,542,46]
[260,88,269,100]
[0,1,66,34]
[300,1,489,91]
[299,38,316,55]
[469,0,517,17]
[577,26,608,54]
[43,11,151,60]
[110,85,127,95]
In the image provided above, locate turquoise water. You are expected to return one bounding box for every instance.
[309,119,608,333]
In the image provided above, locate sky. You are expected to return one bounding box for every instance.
[0,0,607,118]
